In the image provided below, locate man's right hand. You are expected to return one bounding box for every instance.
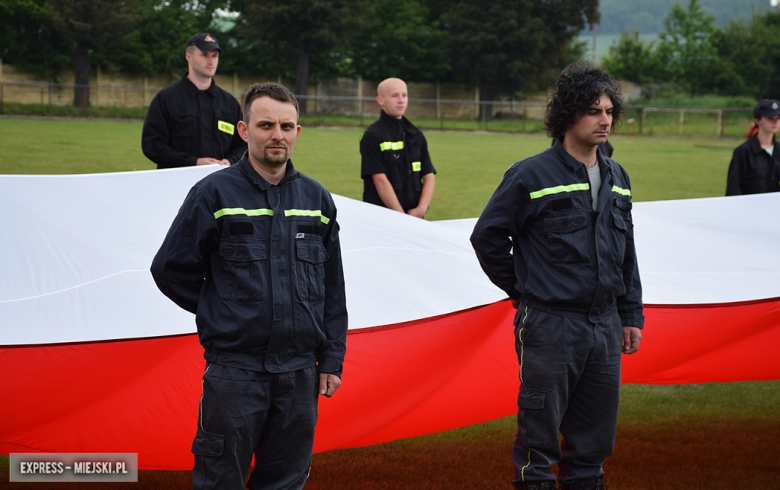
[511,298,520,309]
[196,157,229,166]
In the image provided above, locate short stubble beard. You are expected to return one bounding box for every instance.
[262,150,288,167]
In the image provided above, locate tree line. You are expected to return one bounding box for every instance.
[4,0,775,110]
[597,0,763,34]
[0,0,598,111]
[602,0,780,100]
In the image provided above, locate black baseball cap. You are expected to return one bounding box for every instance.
[753,99,780,118]
[185,33,222,53]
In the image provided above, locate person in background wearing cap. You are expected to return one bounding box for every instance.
[360,77,436,217]
[726,99,780,195]
[142,33,247,169]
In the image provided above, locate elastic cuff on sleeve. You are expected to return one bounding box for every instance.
[620,314,644,329]
[317,356,343,377]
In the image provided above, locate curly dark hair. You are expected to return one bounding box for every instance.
[543,62,623,141]
[242,82,299,122]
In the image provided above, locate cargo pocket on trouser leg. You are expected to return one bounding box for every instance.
[518,386,547,446]
[192,429,226,490]
[514,386,558,483]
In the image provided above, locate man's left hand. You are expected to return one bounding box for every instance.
[319,373,341,397]
[407,206,426,218]
[622,326,642,354]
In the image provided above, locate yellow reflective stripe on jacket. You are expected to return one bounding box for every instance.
[379,141,404,151]
[412,161,422,172]
[214,208,274,219]
[284,209,331,225]
[529,183,590,200]
[214,208,330,225]
[612,186,631,196]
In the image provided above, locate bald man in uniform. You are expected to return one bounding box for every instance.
[360,78,436,217]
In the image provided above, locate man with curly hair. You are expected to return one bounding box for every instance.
[470,63,643,490]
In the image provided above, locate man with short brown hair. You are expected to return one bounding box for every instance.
[142,33,246,169]
[151,82,347,489]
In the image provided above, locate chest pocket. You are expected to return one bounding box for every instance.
[406,133,423,192]
[219,240,268,303]
[381,144,406,193]
[610,197,632,265]
[294,237,328,302]
[544,213,590,264]
[215,109,235,152]
[169,105,198,140]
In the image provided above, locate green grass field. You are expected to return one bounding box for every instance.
[0,117,735,216]
[0,117,778,489]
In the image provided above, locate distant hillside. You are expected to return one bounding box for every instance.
[596,0,774,33]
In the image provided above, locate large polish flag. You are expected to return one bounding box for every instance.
[1,167,779,470]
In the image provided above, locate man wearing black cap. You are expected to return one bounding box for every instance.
[726,99,780,195]
[142,33,247,169]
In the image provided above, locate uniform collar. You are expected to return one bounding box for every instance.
[379,110,406,131]
[748,134,778,154]
[180,72,218,97]
[552,138,613,174]
[238,155,300,190]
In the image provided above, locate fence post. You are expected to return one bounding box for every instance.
[357,76,362,126]
[481,103,486,131]
[679,110,685,136]
[717,109,723,138]
[640,107,646,135]
[522,105,527,133]
[474,86,480,119]
[80,86,88,117]
[435,80,441,120]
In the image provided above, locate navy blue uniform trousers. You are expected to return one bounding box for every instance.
[512,306,623,486]
[192,363,319,490]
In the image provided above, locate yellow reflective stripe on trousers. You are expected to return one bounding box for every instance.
[519,306,531,481]
[213,208,274,219]
[199,362,212,430]
[284,209,330,225]
[379,141,404,151]
[529,182,590,199]
[612,185,631,196]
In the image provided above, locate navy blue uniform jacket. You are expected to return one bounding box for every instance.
[142,74,247,169]
[725,135,780,196]
[151,158,348,376]
[470,141,644,328]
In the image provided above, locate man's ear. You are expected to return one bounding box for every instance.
[237,120,249,143]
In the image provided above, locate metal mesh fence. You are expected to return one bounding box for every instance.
[0,81,755,138]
